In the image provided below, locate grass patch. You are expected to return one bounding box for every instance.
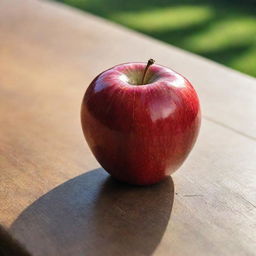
[54,0,256,77]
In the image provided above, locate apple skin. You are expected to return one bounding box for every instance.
[81,62,201,185]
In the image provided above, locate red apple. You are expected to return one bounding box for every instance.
[81,60,201,185]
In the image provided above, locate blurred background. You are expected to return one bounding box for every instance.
[53,0,256,77]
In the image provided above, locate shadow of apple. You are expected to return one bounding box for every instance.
[11,168,174,256]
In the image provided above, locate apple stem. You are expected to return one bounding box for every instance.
[141,59,155,85]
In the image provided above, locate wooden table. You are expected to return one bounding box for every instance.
[1,0,256,255]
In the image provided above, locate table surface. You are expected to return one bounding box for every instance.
[0,0,256,255]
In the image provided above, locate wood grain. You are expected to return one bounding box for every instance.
[0,0,256,255]
[11,169,174,256]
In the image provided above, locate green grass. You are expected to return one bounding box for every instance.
[54,0,256,77]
